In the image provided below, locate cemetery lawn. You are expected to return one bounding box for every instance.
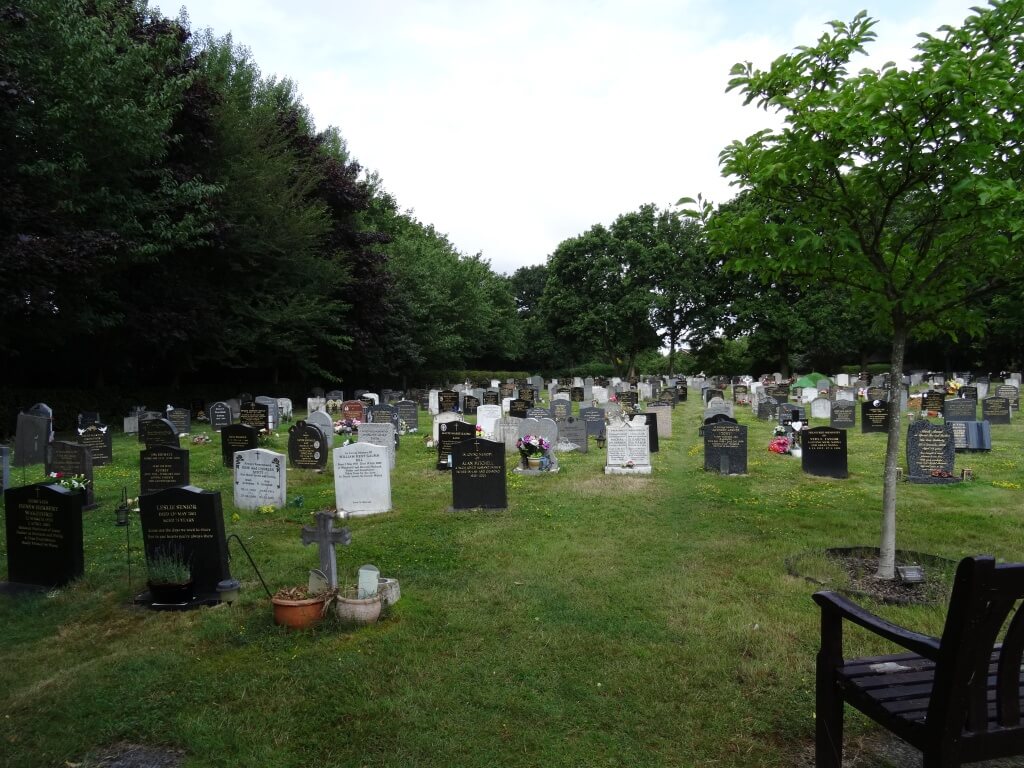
[1,403,1022,767]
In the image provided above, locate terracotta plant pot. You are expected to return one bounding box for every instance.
[335,595,382,625]
[272,595,326,629]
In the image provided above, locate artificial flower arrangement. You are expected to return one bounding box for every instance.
[768,425,791,455]
[49,472,90,491]
[334,418,360,435]
[516,434,551,461]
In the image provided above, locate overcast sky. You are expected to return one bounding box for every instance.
[176,0,981,275]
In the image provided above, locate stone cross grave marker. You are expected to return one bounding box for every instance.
[300,511,351,589]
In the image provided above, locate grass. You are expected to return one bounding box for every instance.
[1,396,1022,767]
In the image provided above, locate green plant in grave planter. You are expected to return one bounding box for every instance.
[145,548,192,585]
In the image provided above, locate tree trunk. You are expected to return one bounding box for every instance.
[876,324,908,580]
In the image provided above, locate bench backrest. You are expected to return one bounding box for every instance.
[929,556,1024,742]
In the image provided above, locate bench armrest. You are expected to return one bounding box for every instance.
[813,591,941,660]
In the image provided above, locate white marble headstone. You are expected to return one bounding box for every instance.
[334,443,391,516]
[604,421,651,474]
[810,398,832,420]
[233,448,287,509]
[476,404,502,437]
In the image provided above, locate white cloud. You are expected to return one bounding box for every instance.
[179,0,983,274]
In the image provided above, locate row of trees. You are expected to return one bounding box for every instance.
[3,0,1021,395]
[1,0,524,389]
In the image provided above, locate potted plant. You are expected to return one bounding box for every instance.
[334,586,383,626]
[271,585,337,630]
[146,548,193,604]
[516,434,551,469]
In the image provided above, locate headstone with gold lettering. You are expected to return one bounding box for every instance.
[4,483,84,587]
[138,486,230,594]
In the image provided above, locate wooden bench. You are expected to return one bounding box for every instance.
[813,555,1024,767]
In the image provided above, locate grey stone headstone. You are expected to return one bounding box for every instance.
[306,409,335,448]
[982,396,1011,425]
[255,396,279,429]
[943,398,977,422]
[830,401,856,429]
[556,419,588,453]
[301,510,352,587]
[358,422,397,470]
[579,406,605,437]
[493,416,523,454]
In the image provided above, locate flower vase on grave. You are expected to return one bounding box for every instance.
[528,456,541,470]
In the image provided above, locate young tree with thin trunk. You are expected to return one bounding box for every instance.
[704,2,1024,578]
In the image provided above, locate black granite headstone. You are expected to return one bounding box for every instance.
[482,390,500,406]
[570,387,584,402]
[800,427,848,478]
[509,399,530,419]
[641,412,659,453]
[703,422,747,475]
[239,401,269,431]
[220,423,259,468]
[451,439,507,510]
[287,420,328,470]
[140,446,191,495]
[921,390,946,414]
[676,385,687,402]
[166,406,191,435]
[982,396,1011,425]
[208,401,232,431]
[959,386,978,400]
[437,421,476,470]
[395,400,419,429]
[14,412,50,467]
[861,401,890,433]
[138,485,229,594]
[618,391,639,409]
[45,440,95,509]
[438,390,460,413]
[906,421,957,483]
[757,398,778,421]
[4,483,83,587]
[142,418,180,449]
[462,395,480,416]
[579,407,605,438]
[830,401,856,429]
[76,424,113,466]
